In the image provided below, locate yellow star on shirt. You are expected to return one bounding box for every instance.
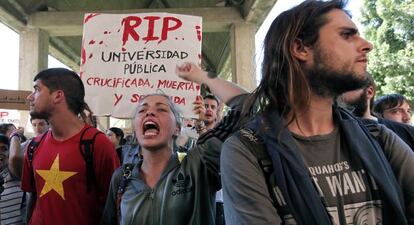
[36,154,78,200]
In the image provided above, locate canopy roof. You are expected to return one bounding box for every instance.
[0,0,276,79]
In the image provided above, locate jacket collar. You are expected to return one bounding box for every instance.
[131,153,180,191]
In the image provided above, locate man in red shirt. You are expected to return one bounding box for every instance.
[21,68,120,225]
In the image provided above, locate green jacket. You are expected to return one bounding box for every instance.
[102,94,243,225]
[102,135,223,225]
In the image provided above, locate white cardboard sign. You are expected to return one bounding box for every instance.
[81,13,202,118]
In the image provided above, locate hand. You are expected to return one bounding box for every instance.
[192,95,206,121]
[175,62,207,84]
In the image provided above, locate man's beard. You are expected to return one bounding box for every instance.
[30,110,50,120]
[306,47,369,98]
[203,113,217,127]
[204,117,215,126]
[338,91,368,117]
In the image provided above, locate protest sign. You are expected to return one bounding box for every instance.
[0,109,21,125]
[0,89,31,111]
[81,13,202,118]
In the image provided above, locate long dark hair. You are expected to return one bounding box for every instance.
[241,0,347,125]
[34,68,94,123]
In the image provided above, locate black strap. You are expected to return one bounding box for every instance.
[117,164,133,195]
[28,131,48,163]
[79,127,102,192]
[27,131,48,186]
[237,128,277,206]
[116,163,134,224]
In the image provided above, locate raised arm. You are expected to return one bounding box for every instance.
[8,130,25,179]
[176,62,248,104]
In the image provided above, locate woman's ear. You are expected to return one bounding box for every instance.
[291,38,312,62]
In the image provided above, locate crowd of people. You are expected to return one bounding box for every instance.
[0,0,413,225]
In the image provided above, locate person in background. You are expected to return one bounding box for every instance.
[193,94,221,135]
[0,134,25,225]
[0,123,27,145]
[120,133,140,165]
[176,118,199,151]
[195,93,226,225]
[373,93,412,125]
[0,123,26,179]
[203,94,221,130]
[0,123,17,138]
[29,117,49,137]
[339,74,414,150]
[106,127,125,163]
[8,116,50,180]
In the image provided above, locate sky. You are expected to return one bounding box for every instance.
[0,24,68,90]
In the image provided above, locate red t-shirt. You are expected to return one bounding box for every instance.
[21,125,120,225]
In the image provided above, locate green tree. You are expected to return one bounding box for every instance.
[361,0,414,101]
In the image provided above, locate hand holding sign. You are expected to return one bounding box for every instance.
[192,95,205,121]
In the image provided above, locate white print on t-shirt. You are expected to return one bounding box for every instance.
[272,160,383,225]
[308,161,350,176]
[312,169,379,197]
[327,200,382,225]
[271,169,379,206]
[277,199,383,225]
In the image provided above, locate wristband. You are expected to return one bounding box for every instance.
[10,132,22,142]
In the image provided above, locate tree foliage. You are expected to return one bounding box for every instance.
[361,0,414,101]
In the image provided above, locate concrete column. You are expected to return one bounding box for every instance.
[18,28,49,128]
[18,28,49,91]
[230,23,256,91]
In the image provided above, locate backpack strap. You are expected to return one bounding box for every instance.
[116,163,134,224]
[79,126,102,192]
[28,131,48,164]
[27,131,48,186]
[237,128,278,207]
